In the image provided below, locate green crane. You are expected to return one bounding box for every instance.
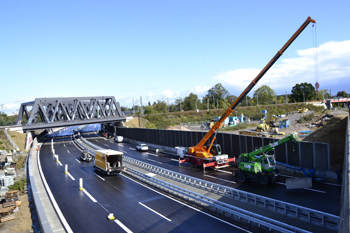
[235,133,298,185]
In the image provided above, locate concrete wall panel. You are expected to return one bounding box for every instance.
[300,142,314,168]
[315,143,328,170]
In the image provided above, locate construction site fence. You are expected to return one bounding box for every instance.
[103,125,332,174]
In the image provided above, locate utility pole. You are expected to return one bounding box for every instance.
[0,104,3,114]
[132,99,134,115]
[275,93,277,104]
[195,99,197,111]
[285,91,288,104]
[180,98,182,112]
[256,94,259,106]
[167,98,169,112]
[140,96,143,116]
[213,96,215,109]
[302,91,305,103]
[207,98,209,111]
[217,99,218,109]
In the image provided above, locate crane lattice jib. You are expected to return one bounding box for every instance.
[243,133,298,159]
[194,17,315,150]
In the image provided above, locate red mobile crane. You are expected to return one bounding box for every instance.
[178,17,316,170]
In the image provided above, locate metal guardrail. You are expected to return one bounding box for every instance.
[123,156,339,231]
[78,136,339,231]
[124,167,310,233]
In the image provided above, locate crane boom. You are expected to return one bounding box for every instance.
[191,17,315,155]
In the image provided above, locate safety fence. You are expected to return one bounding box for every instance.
[104,126,331,172]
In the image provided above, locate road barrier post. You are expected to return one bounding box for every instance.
[65,164,68,174]
[79,178,84,190]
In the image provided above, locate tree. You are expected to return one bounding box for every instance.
[337,91,348,97]
[144,105,158,115]
[205,83,229,108]
[153,101,167,113]
[174,97,183,111]
[183,93,198,111]
[290,83,316,103]
[316,89,331,100]
[253,85,275,105]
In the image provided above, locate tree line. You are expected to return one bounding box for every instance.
[122,83,347,115]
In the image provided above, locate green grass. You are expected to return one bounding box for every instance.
[219,123,255,132]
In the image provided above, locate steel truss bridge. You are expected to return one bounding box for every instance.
[16,96,125,131]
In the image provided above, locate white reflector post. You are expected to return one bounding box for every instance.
[79,178,84,190]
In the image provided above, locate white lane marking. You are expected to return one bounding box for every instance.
[37,149,73,233]
[95,140,99,142]
[279,174,294,178]
[129,148,136,150]
[148,153,158,157]
[118,144,124,147]
[317,182,342,187]
[216,169,232,174]
[121,174,251,233]
[67,173,75,181]
[303,188,326,193]
[275,182,326,193]
[94,173,105,181]
[104,144,109,147]
[75,159,81,164]
[67,150,70,153]
[121,151,128,154]
[203,174,236,184]
[147,159,162,164]
[171,159,179,162]
[58,161,62,166]
[139,202,171,221]
[114,219,133,233]
[83,189,97,203]
[146,173,156,177]
[64,144,66,147]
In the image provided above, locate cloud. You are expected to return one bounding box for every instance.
[162,89,178,99]
[213,40,350,95]
[190,86,211,95]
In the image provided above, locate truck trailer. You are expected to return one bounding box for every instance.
[94,149,125,175]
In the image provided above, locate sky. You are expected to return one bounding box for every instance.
[1,1,349,114]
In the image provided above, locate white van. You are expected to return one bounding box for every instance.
[114,136,123,143]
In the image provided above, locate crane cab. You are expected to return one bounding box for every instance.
[261,155,276,172]
[206,144,222,156]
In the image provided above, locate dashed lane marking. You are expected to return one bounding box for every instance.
[114,219,133,233]
[67,173,75,181]
[275,182,326,193]
[83,189,97,203]
[216,169,232,174]
[139,202,171,221]
[148,153,158,157]
[170,159,179,162]
[75,159,81,164]
[129,148,136,150]
[94,173,105,181]
[147,159,162,164]
[67,150,70,153]
[203,174,236,184]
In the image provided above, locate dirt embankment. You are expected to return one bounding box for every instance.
[303,112,348,170]
[124,117,149,128]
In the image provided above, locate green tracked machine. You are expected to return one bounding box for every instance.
[235,133,298,185]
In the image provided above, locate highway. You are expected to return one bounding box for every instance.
[39,128,251,232]
[84,132,341,216]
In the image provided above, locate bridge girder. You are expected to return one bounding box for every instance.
[16,97,126,131]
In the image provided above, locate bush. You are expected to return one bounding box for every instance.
[14,155,27,169]
[8,178,27,192]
